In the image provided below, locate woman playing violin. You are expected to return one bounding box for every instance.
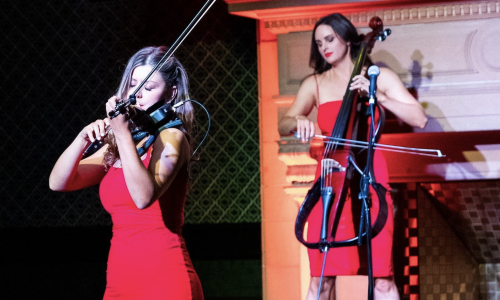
[49,46,203,300]
[278,14,427,300]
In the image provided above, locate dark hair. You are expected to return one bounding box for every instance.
[309,13,365,74]
[103,46,194,170]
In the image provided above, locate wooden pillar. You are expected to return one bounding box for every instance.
[257,19,304,300]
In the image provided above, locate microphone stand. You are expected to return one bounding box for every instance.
[316,162,335,300]
[356,75,379,300]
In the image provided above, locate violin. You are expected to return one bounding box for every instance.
[81,0,216,160]
[81,101,183,159]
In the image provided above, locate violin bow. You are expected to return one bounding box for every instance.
[109,0,217,118]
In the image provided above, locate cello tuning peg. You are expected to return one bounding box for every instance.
[377,29,391,41]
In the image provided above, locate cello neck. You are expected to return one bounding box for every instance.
[325,16,385,157]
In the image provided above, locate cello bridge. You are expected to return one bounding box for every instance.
[321,158,346,174]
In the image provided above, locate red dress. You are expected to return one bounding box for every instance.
[307,101,394,277]
[99,147,204,300]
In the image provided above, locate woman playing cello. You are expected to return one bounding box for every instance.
[278,13,427,300]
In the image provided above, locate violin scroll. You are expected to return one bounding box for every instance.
[109,95,136,119]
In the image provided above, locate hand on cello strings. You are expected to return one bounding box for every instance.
[277,12,434,300]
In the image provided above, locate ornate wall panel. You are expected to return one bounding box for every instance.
[277,17,500,132]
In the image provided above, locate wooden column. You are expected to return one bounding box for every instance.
[257,20,304,300]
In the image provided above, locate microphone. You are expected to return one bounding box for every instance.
[367,65,380,104]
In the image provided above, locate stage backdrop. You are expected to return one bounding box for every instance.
[0,0,260,227]
[1,1,262,299]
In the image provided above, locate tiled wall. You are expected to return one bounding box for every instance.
[0,0,260,227]
[391,183,420,299]
[421,181,500,264]
[480,264,500,300]
[418,184,480,300]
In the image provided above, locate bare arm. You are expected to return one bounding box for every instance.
[49,119,109,191]
[350,67,428,128]
[106,96,188,209]
[378,68,427,128]
[278,75,317,141]
[116,127,188,210]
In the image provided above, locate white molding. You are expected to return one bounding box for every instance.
[263,1,500,34]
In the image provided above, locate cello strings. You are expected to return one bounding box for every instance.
[321,159,334,190]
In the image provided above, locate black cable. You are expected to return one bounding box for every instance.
[177,99,210,180]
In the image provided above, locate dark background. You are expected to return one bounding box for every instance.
[1,0,262,299]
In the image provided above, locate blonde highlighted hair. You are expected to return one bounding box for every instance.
[103,46,194,170]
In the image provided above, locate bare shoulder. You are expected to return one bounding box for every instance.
[299,74,318,92]
[293,74,318,108]
[377,67,407,90]
[378,67,401,82]
[153,128,189,161]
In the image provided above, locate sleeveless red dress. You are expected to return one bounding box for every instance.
[99,147,204,299]
[307,101,394,277]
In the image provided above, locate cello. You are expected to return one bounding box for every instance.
[294,16,391,300]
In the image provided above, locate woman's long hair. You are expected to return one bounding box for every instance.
[309,13,367,74]
[103,46,194,170]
